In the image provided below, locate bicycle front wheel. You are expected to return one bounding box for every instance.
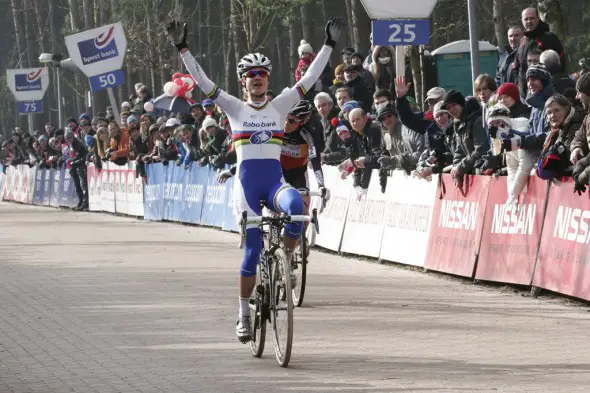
[292,235,307,307]
[271,247,293,367]
[249,263,266,358]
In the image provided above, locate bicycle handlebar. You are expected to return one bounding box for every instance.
[244,214,311,224]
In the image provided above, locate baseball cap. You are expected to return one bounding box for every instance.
[426,87,447,101]
[164,118,181,128]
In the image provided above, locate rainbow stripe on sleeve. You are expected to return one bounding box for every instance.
[232,130,284,148]
[295,83,308,99]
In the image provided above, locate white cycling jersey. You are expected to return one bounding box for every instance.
[180,45,332,220]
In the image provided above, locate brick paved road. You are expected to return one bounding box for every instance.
[1,203,590,393]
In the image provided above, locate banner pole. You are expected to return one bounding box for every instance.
[107,87,121,127]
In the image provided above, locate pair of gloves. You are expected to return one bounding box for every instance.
[167,17,344,52]
[573,155,590,195]
[377,154,412,174]
[489,126,521,152]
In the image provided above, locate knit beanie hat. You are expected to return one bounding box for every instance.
[377,103,397,121]
[201,116,218,130]
[342,100,361,113]
[576,72,590,95]
[441,89,466,109]
[127,115,138,125]
[298,40,313,57]
[526,63,552,87]
[335,64,345,74]
[433,102,448,117]
[496,82,521,103]
[487,103,511,127]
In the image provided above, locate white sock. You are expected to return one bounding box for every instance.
[239,297,250,318]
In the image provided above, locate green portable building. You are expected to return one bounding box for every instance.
[431,40,499,97]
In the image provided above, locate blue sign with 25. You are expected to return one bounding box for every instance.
[372,19,430,46]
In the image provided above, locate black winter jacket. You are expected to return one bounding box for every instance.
[452,98,490,174]
[515,21,565,96]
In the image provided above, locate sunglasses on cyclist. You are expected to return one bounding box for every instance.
[244,69,269,79]
[287,117,302,124]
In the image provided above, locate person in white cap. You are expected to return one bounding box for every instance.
[295,40,315,82]
[483,103,533,210]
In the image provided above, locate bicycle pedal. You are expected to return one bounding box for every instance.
[238,336,252,344]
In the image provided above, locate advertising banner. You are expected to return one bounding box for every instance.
[163,164,186,222]
[314,165,352,252]
[64,23,127,78]
[379,171,438,267]
[6,68,49,102]
[127,162,144,217]
[222,176,239,232]
[424,175,491,277]
[476,176,549,285]
[113,165,128,215]
[32,168,46,205]
[200,167,228,228]
[2,165,15,201]
[0,164,5,200]
[533,179,590,301]
[144,163,165,221]
[182,164,207,224]
[42,169,52,206]
[58,168,78,208]
[340,170,387,258]
[101,163,116,213]
[87,164,102,211]
[49,167,61,207]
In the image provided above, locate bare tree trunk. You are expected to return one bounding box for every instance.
[344,0,355,47]
[48,0,58,52]
[351,0,371,55]
[230,0,242,98]
[31,0,47,53]
[493,0,507,49]
[158,32,167,96]
[23,0,34,67]
[300,4,313,43]
[537,0,566,44]
[146,1,156,94]
[221,0,231,92]
[419,46,426,111]
[11,0,26,67]
[82,0,94,30]
[206,0,214,74]
[274,23,284,89]
[68,0,86,115]
[288,14,300,85]
[406,46,423,109]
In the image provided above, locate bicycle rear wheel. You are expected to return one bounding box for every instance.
[249,263,266,358]
[271,247,293,367]
[292,235,307,307]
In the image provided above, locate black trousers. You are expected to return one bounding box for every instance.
[70,164,88,206]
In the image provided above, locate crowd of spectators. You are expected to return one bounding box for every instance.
[2,6,590,211]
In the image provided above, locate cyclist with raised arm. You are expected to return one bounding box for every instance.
[166,18,343,343]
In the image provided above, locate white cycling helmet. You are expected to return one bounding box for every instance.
[237,53,272,78]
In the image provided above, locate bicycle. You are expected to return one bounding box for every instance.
[292,189,326,307]
[239,206,317,367]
